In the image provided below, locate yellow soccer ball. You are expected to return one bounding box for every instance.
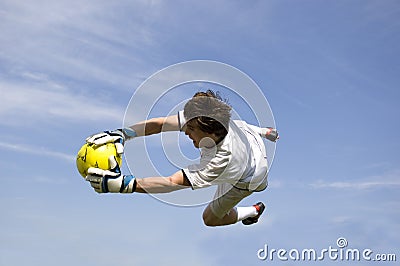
[76,142,122,178]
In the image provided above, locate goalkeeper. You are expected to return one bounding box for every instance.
[86,90,278,227]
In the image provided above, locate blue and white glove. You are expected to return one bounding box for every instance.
[86,128,137,155]
[86,156,136,193]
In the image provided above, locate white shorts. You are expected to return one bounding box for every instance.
[209,183,253,219]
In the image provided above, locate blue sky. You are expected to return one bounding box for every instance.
[0,0,399,265]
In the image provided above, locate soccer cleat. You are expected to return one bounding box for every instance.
[264,128,279,142]
[242,202,265,225]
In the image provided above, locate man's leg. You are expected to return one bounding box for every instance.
[202,202,265,226]
[202,204,238,226]
[202,184,258,227]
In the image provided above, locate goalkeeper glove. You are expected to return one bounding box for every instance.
[85,128,137,155]
[86,156,136,193]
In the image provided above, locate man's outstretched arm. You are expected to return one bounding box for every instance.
[85,115,180,153]
[135,170,191,194]
[125,115,180,137]
[86,158,192,194]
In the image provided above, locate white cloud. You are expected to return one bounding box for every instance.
[0,141,75,162]
[0,0,161,90]
[310,170,400,190]
[311,180,400,189]
[0,72,124,126]
[332,216,353,224]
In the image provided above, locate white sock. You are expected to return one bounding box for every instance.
[236,206,258,222]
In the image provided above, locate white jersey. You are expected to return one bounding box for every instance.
[180,116,269,192]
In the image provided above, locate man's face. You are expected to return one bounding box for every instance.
[183,120,218,148]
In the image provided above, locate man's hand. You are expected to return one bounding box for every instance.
[86,130,125,154]
[86,128,138,155]
[86,129,126,155]
[86,156,136,193]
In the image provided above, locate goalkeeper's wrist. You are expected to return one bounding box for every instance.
[120,175,137,193]
[121,128,138,140]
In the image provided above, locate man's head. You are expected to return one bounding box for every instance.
[183,90,231,148]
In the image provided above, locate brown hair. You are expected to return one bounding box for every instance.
[183,90,231,138]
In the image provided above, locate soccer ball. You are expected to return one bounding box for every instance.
[76,142,122,178]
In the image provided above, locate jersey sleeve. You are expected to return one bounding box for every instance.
[236,120,270,139]
[245,123,264,136]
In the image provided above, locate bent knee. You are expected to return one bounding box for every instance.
[202,209,219,227]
